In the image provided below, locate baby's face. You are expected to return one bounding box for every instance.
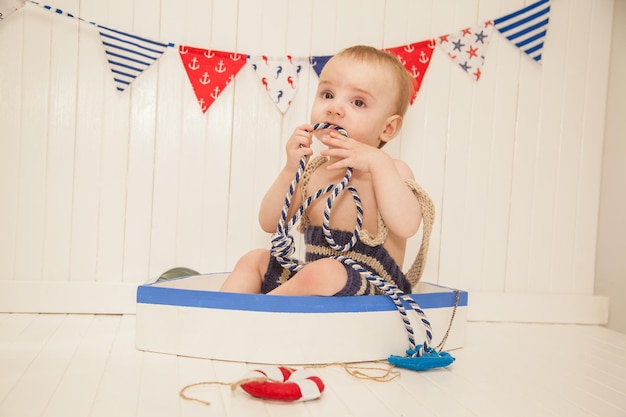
[310,56,398,147]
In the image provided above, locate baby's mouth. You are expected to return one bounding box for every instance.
[312,122,348,138]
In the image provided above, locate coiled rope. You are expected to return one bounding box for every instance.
[270,122,434,357]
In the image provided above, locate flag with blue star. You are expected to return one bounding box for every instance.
[437,21,495,81]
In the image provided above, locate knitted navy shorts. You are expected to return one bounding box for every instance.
[260,226,411,295]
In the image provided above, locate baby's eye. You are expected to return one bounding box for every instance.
[353,99,366,108]
[322,91,334,99]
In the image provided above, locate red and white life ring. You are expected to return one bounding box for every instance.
[240,366,325,402]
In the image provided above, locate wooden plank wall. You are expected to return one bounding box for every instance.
[0,0,614,319]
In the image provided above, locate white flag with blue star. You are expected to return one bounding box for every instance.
[437,21,495,81]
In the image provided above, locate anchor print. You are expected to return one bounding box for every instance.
[215,60,226,73]
[188,57,200,71]
[385,40,436,104]
[199,72,211,85]
[179,46,247,113]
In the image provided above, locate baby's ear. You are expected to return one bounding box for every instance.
[380,115,403,145]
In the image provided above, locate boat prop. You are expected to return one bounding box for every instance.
[271,122,455,371]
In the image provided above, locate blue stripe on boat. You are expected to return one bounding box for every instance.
[137,280,468,313]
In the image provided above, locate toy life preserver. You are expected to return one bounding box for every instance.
[239,366,324,402]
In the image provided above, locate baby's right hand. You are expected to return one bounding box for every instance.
[285,124,314,172]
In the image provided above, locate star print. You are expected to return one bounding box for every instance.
[466,45,478,58]
[452,39,465,52]
[473,67,482,80]
[459,61,471,72]
[475,30,488,44]
[461,27,472,36]
[439,34,449,43]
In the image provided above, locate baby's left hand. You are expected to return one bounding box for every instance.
[319,131,384,172]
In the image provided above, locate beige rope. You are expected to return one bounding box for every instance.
[404,179,435,288]
[178,361,401,406]
[179,376,285,406]
[305,361,400,382]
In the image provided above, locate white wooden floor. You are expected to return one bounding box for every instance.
[0,314,625,417]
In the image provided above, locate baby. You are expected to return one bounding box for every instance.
[220,45,423,296]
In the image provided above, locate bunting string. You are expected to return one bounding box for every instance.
[6,0,551,114]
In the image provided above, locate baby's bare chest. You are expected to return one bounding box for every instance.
[304,169,378,232]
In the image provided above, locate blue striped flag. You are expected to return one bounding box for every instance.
[98,25,173,92]
[493,0,550,63]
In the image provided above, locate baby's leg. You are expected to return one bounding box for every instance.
[268,258,348,296]
[219,248,270,293]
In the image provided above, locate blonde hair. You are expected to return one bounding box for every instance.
[333,45,414,118]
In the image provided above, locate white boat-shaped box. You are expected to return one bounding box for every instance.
[136,273,468,364]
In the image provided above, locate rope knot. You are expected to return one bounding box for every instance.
[270,232,296,259]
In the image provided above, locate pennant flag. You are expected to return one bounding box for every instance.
[385,40,436,104]
[98,25,173,92]
[249,55,303,114]
[309,55,333,77]
[0,0,24,21]
[494,0,550,63]
[437,21,494,81]
[178,46,247,113]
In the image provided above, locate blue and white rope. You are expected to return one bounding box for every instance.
[270,123,433,355]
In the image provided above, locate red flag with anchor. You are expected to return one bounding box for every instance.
[179,46,247,113]
[385,40,436,104]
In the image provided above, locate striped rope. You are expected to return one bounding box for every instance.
[270,123,433,354]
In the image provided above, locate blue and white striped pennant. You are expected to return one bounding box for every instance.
[98,25,173,92]
[493,0,550,63]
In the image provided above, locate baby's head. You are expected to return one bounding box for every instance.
[332,45,414,119]
[313,45,415,148]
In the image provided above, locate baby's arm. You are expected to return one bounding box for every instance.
[320,131,422,238]
[258,124,314,232]
[370,157,422,238]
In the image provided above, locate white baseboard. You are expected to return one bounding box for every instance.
[0,280,138,314]
[0,280,610,325]
[467,291,609,324]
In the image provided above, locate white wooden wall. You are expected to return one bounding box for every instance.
[0,0,613,320]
